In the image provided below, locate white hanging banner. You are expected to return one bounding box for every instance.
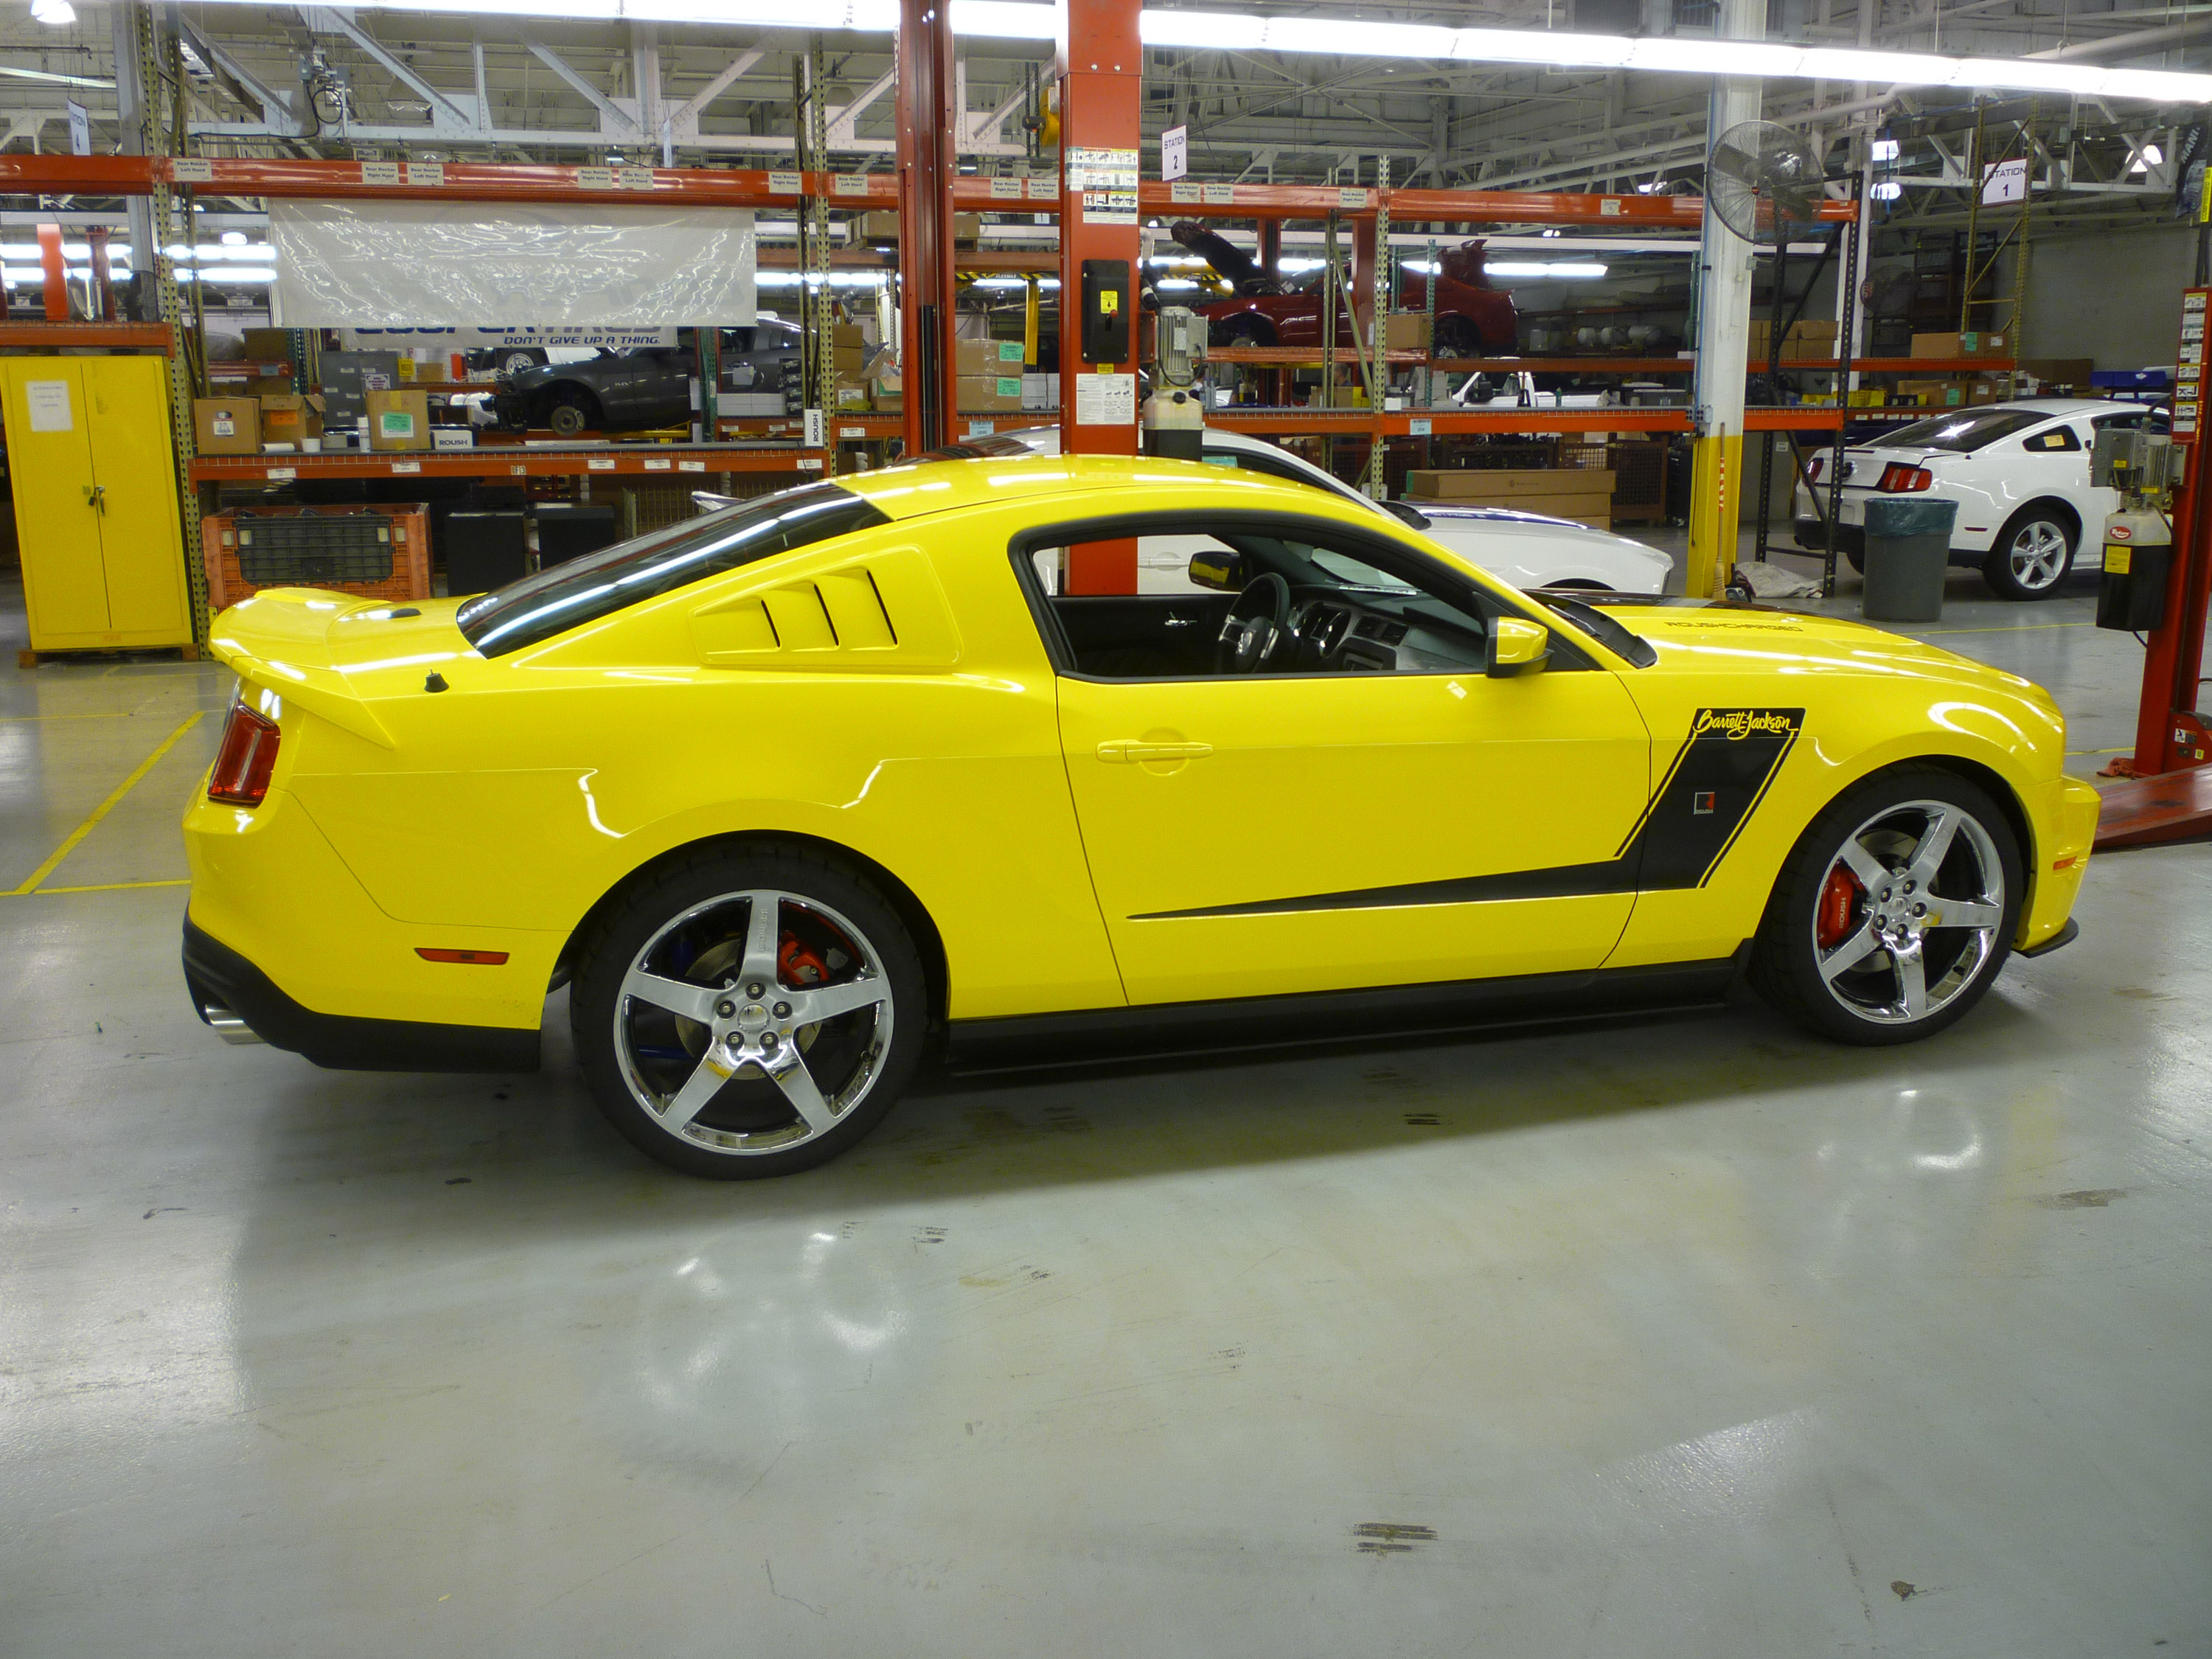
[267,200,755,327]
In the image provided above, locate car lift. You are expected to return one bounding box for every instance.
[2093,285,2212,849]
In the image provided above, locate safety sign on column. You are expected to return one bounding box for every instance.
[1068,147,1138,226]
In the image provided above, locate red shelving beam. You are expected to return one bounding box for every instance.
[187,444,827,484]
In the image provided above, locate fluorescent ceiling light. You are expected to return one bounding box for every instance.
[1485,261,1609,277]
[1871,179,1905,200]
[168,0,2212,102]
[1871,137,1901,161]
[30,0,77,24]
[0,64,111,87]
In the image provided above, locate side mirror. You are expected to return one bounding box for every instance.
[1380,498,1432,531]
[1188,549,1245,591]
[1486,616,1551,678]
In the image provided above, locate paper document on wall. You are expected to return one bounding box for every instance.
[268,201,755,327]
[1076,372,1136,425]
[25,380,72,432]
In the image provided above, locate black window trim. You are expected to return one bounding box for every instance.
[1004,506,1604,684]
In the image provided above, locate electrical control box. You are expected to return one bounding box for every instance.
[2092,427,2182,492]
[1079,259,1131,364]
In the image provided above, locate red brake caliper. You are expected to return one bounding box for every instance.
[779,932,831,987]
[1817,864,1863,949]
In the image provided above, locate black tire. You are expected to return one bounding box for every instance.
[1213,315,1274,348]
[571,844,928,1178]
[543,387,600,440]
[1843,546,1866,574]
[1748,765,2023,1046]
[1980,504,2077,600]
[1433,316,1482,358]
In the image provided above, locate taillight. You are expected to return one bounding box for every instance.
[1806,456,1824,483]
[207,700,281,807]
[1877,462,1933,493]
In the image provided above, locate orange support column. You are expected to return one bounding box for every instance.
[37,223,68,322]
[1056,0,1142,594]
[896,0,959,456]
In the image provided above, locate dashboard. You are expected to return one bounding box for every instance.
[1283,588,1489,674]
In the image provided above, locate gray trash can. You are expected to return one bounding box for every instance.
[1860,496,1957,623]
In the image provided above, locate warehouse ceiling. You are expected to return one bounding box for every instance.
[0,0,2202,241]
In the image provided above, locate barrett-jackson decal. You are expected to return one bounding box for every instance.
[1132,708,1806,919]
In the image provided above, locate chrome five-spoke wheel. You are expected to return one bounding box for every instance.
[1984,509,2076,600]
[1812,801,2005,1025]
[577,850,925,1176]
[1751,768,2021,1046]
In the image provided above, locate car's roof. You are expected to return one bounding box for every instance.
[1981,398,2129,418]
[838,451,1369,523]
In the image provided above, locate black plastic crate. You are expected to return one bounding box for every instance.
[234,512,396,587]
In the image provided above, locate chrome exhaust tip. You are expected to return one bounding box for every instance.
[198,1001,265,1046]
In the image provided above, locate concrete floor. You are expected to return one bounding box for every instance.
[2,554,2208,1658]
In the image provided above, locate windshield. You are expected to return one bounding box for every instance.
[456,482,887,657]
[1877,410,2045,453]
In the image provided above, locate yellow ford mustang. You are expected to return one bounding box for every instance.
[183,454,2099,1178]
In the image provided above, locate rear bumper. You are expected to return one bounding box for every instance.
[184,918,540,1073]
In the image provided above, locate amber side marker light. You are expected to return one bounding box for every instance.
[208,700,281,806]
[415,948,511,966]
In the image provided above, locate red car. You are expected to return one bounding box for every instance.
[1173,222,1517,358]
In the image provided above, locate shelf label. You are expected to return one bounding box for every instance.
[1600,198,1624,215]
[1026,175,1059,200]
[643,456,672,470]
[587,457,616,470]
[798,456,826,470]
[407,161,445,187]
[1338,187,1368,209]
[1202,182,1237,205]
[577,166,615,189]
[1170,182,1202,204]
[265,465,296,480]
[389,460,421,473]
[990,176,1024,199]
[833,173,871,195]
[1409,417,1433,436]
[615,166,655,189]
[509,464,529,475]
[839,425,866,438]
[359,161,401,186]
[679,459,706,471]
[171,157,214,184]
[769,170,802,194]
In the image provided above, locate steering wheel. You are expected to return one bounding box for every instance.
[1217,572,1292,674]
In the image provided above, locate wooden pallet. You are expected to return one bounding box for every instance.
[19,643,199,669]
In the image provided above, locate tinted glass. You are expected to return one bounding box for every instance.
[457,483,887,658]
[1880,410,2045,452]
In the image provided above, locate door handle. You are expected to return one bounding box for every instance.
[83,484,104,513]
[1097,739,1213,764]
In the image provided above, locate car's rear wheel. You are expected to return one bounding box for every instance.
[1749,767,2020,1046]
[572,846,927,1178]
[544,388,600,440]
[1982,504,2076,600]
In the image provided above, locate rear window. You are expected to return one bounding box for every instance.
[1879,410,2045,453]
[457,482,887,658]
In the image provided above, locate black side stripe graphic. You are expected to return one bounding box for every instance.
[1130,707,1804,921]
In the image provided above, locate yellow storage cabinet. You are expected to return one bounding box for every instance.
[1,355,193,654]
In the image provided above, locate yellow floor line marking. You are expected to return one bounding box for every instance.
[27,878,192,895]
[1915,622,2094,636]
[0,712,140,723]
[5,711,205,897]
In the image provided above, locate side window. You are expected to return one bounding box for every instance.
[2023,426,2082,453]
[1020,518,1522,682]
[2094,411,2146,433]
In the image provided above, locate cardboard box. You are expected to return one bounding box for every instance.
[832,380,872,411]
[241,327,295,364]
[365,389,431,451]
[953,212,982,245]
[2020,356,2096,392]
[258,393,321,445]
[193,396,261,456]
[431,425,476,451]
[1405,468,1614,502]
[1910,330,2007,359]
[958,338,1026,376]
[957,374,1025,412]
[1383,313,1433,351]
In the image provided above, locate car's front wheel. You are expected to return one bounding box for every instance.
[544,388,600,440]
[1749,767,2021,1045]
[572,846,928,1178]
[1982,505,2076,599]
